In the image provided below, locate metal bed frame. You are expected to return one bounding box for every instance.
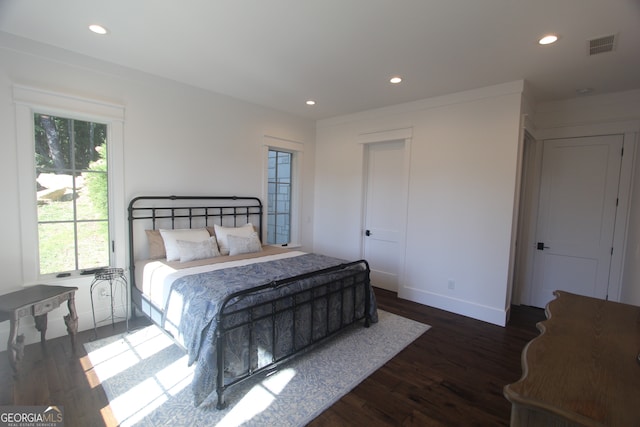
[128,195,372,408]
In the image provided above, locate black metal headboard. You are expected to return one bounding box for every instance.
[128,195,263,270]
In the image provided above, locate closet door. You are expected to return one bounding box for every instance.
[362,140,407,292]
[530,134,623,307]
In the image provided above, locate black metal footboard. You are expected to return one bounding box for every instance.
[214,260,371,409]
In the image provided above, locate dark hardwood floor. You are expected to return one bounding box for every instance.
[0,288,544,426]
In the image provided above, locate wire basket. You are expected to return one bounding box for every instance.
[95,267,125,281]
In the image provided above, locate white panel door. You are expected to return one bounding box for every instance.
[530,135,623,307]
[363,140,406,291]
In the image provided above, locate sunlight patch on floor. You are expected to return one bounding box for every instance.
[216,368,296,427]
[85,326,193,426]
[85,326,307,426]
[108,354,193,426]
[86,327,173,384]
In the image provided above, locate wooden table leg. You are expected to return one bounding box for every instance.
[34,313,48,354]
[64,292,78,354]
[7,316,24,376]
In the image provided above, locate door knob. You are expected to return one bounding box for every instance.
[537,242,550,250]
[365,230,371,236]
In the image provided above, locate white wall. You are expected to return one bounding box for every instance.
[315,82,525,326]
[534,90,640,307]
[0,33,316,350]
[3,30,637,355]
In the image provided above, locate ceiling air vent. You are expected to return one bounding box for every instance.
[588,34,616,55]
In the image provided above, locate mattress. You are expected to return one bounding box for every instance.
[134,245,302,309]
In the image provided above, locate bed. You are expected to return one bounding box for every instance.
[127,195,378,408]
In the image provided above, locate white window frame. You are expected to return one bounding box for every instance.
[13,85,125,284]
[262,136,303,247]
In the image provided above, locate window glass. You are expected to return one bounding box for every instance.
[267,149,292,244]
[34,113,109,274]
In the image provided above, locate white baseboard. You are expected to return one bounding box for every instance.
[398,286,508,327]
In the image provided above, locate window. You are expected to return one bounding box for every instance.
[267,149,292,244]
[263,136,303,247]
[14,85,125,282]
[34,113,109,275]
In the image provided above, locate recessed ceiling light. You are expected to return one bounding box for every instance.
[389,76,403,84]
[306,100,316,106]
[538,34,558,45]
[89,24,109,35]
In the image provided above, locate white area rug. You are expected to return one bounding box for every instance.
[84,310,430,426]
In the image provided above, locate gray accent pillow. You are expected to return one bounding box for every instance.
[177,236,221,262]
[227,232,262,256]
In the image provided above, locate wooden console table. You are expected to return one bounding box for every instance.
[0,284,78,375]
[504,291,640,426]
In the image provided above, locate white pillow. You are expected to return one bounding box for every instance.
[227,232,263,256]
[159,228,211,261]
[178,236,221,262]
[213,223,256,255]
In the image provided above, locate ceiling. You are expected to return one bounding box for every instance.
[1,0,639,120]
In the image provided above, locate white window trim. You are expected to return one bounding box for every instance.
[262,135,304,247]
[13,85,125,284]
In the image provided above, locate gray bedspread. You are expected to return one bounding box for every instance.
[161,252,378,406]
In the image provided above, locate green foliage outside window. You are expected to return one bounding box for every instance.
[34,113,110,275]
[83,144,109,219]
